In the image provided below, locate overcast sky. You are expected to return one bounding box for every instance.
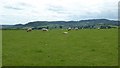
[0,0,119,25]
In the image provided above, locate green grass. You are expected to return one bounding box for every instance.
[2,29,118,66]
[0,30,2,67]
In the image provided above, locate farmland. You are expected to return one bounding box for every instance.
[2,29,118,66]
[0,30,2,67]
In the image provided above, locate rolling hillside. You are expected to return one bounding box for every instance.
[1,19,119,29]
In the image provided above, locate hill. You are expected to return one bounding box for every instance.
[1,19,119,29]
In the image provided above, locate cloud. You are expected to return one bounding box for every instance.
[18,2,32,7]
[47,5,66,14]
[4,6,23,10]
[0,0,119,25]
[3,2,33,10]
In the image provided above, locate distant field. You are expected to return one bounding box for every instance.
[0,30,2,67]
[2,29,118,66]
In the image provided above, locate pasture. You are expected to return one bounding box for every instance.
[2,29,118,66]
[0,30,2,67]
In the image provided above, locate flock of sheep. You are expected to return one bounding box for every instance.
[27,28,48,32]
[27,27,79,34]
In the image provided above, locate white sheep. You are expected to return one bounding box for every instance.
[63,32,68,34]
[98,28,100,30]
[68,27,72,31]
[27,28,32,32]
[75,27,79,30]
[42,28,48,31]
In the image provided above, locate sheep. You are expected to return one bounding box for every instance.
[75,27,79,30]
[63,32,68,34]
[42,28,48,31]
[68,27,72,31]
[27,28,32,32]
[97,27,100,30]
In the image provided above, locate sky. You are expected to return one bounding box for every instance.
[0,0,119,25]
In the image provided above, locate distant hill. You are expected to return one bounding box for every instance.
[1,19,119,29]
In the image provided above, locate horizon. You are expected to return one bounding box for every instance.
[1,18,118,25]
[0,0,119,25]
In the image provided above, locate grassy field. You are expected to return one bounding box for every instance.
[0,30,2,67]
[2,29,118,66]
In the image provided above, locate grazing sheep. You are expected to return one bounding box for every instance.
[97,28,100,30]
[42,28,48,31]
[63,32,68,34]
[75,27,79,30]
[68,27,72,31]
[27,28,32,32]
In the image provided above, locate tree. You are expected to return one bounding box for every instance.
[46,26,49,29]
[59,26,63,29]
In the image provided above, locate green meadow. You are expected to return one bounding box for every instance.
[0,30,2,67]
[2,29,118,66]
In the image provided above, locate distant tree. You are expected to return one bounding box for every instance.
[54,26,57,29]
[59,26,63,29]
[46,26,49,29]
[38,27,42,30]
